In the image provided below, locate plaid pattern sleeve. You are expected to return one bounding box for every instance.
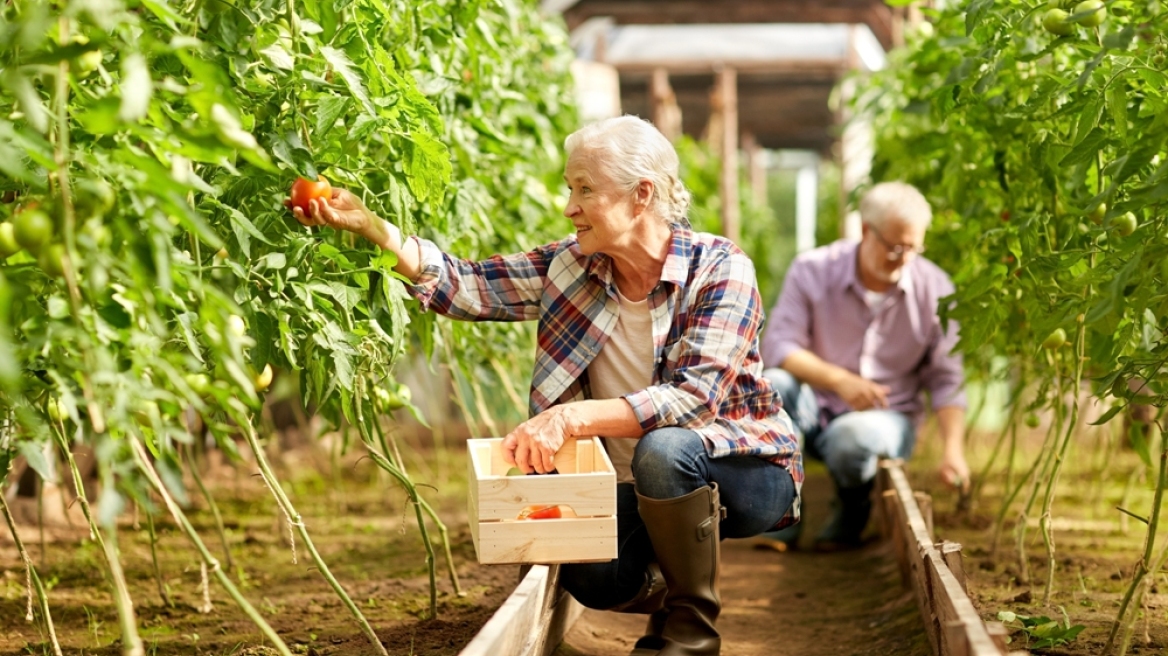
[406,237,565,322]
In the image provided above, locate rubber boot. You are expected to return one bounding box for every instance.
[813,479,873,552]
[630,484,723,656]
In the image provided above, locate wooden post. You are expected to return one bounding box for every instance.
[837,26,874,241]
[742,132,767,207]
[984,621,1009,653]
[714,66,739,244]
[914,491,934,540]
[883,490,910,587]
[938,541,967,594]
[650,68,682,142]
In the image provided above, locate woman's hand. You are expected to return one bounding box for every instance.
[502,405,581,474]
[286,187,393,249]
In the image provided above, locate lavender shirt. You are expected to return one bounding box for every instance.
[761,239,966,424]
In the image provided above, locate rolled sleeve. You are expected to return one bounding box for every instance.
[405,238,449,311]
[761,260,813,368]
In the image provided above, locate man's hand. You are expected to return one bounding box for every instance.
[938,449,971,492]
[502,405,580,474]
[834,373,891,411]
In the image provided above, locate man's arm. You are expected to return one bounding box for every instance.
[936,405,970,491]
[782,349,891,411]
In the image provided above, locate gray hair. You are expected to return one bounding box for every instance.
[859,181,933,230]
[564,116,691,226]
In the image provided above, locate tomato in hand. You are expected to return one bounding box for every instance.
[518,505,563,520]
[289,176,332,215]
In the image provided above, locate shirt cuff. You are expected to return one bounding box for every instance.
[624,390,661,433]
[405,237,446,310]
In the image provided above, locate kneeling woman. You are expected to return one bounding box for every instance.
[290,115,801,656]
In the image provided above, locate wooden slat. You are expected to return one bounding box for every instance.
[475,516,618,565]
[883,463,1003,656]
[459,565,584,656]
[915,491,934,540]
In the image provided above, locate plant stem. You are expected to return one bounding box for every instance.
[369,400,462,597]
[0,491,64,656]
[1105,419,1168,655]
[184,445,235,572]
[145,509,173,608]
[129,438,295,656]
[1040,321,1086,605]
[101,526,145,656]
[236,421,388,655]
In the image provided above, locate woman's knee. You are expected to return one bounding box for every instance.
[631,428,707,498]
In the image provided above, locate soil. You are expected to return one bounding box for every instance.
[915,423,1168,656]
[556,464,932,656]
[1,442,518,656]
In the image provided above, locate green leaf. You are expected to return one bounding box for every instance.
[404,130,452,204]
[3,70,49,134]
[321,46,375,115]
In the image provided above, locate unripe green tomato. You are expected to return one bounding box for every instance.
[1088,202,1106,225]
[0,223,20,258]
[46,398,64,422]
[227,314,246,337]
[76,49,103,76]
[1042,327,1067,350]
[1111,212,1138,237]
[1042,8,1074,35]
[1154,52,1166,68]
[38,244,67,278]
[1024,413,1041,429]
[184,373,210,393]
[13,209,54,254]
[1073,0,1106,26]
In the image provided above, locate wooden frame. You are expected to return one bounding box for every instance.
[458,564,584,656]
[875,460,1008,656]
[467,437,617,565]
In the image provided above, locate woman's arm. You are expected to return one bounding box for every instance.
[502,398,641,474]
[291,188,423,281]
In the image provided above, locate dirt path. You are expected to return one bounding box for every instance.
[556,468,931,656]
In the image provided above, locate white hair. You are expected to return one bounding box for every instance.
[859,182,933,230]
[564,116,691,225]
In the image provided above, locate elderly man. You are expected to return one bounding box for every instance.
[757,181,969,551]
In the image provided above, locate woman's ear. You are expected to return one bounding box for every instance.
[634,179,654,214]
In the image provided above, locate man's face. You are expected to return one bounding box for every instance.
[858,217,927,286]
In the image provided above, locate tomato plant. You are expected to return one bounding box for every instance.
[855,1,1167,650]
[0,0,578,651]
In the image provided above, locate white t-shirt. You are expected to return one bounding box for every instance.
[588,289,654,483]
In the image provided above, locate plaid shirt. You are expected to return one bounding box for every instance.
[407,225,802,529]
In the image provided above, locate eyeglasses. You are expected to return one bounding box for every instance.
[868,225,926,261]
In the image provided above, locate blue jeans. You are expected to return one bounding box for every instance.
[763,368,915,488]
[560,427,796,610]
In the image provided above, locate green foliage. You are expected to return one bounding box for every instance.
[853,2,1168,402]
[0,0,576,509]
[997,609,1086,649]
[675,135,789,309]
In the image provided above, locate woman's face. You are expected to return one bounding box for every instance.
[563,150,641,256]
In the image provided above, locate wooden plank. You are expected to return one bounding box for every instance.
[460,565,584,656]
[885,463,1004,656]
[459,564,550,656]
[938,541,967,594]
[476,516,618,565]
[915,491,934,540]
[715,66,739,244]
[561,0,897,49]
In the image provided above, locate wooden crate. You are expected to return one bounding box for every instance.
[467,437,617,565]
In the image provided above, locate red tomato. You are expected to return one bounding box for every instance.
[289,176,332,215]
[518,505,562,520]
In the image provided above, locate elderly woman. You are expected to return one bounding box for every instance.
[291,116,801,656]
